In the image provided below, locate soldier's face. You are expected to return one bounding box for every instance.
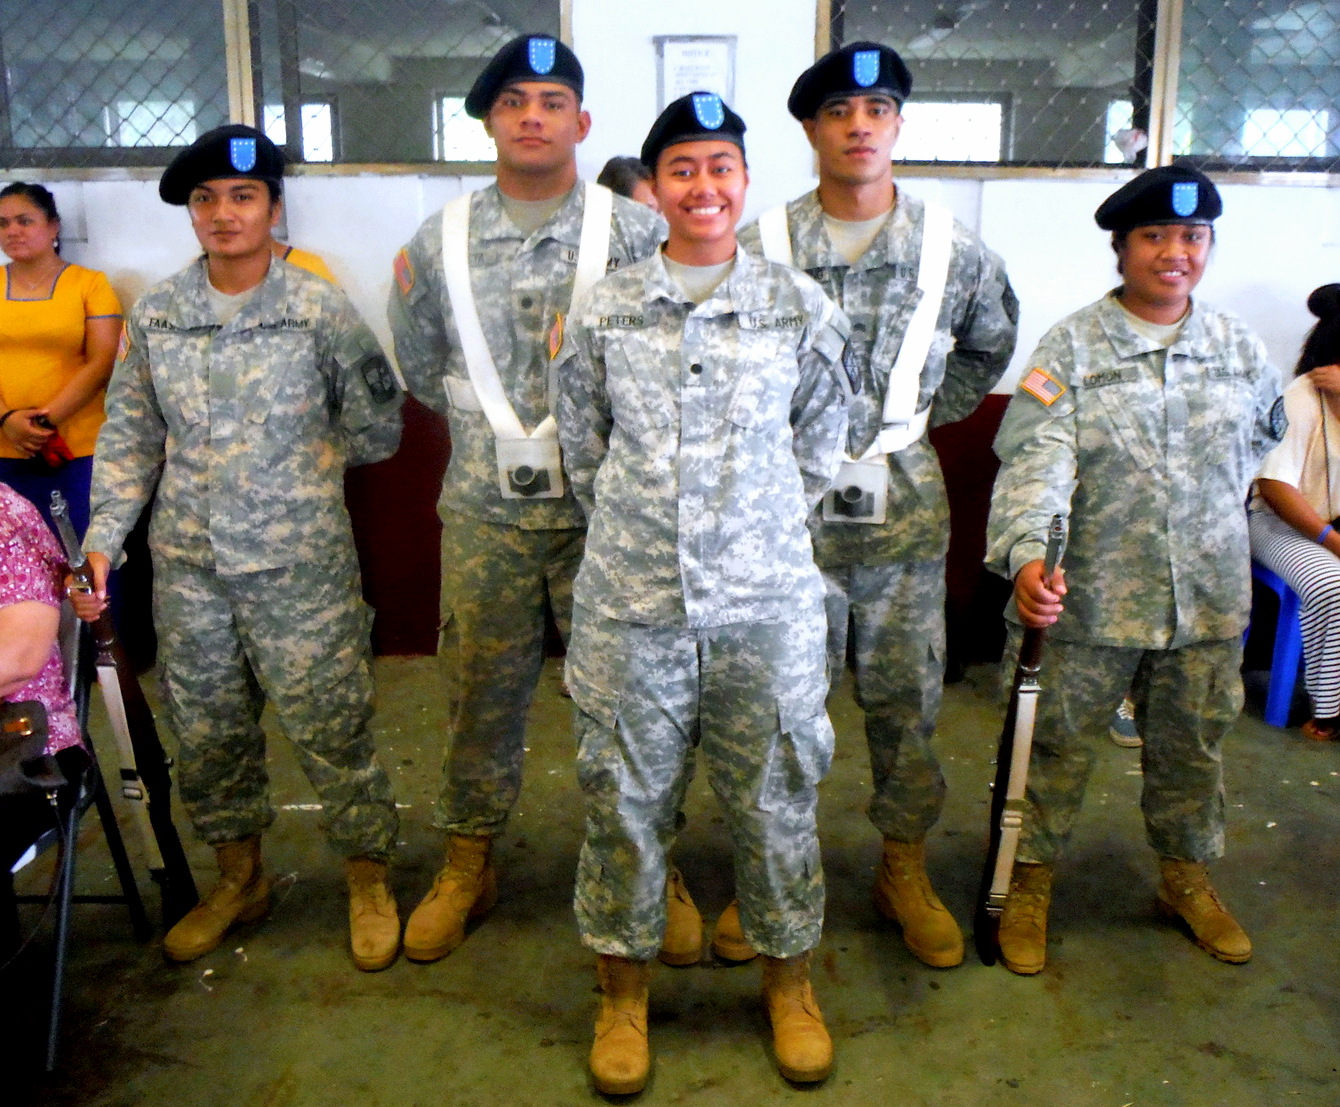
[802,94,902,187]
[483,82,591,175]
[653,140,748,256]
[1116,222,1212,319]
[187,178,280,262]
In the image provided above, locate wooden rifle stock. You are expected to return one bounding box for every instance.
[973,513,1066,966]
[49,492,199,928]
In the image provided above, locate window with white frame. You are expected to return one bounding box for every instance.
[263,103,337,163]
[106,100,198,147]
[432,96,496,162]
[897,100,1003,162]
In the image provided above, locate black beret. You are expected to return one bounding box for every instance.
[1094,165,1222,232]
[464,34,583,119]
[159,124,285,205]
[787,41,912,121]
[640,92,747,169]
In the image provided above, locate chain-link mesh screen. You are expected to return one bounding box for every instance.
[252,0,560,164]
[0,0,559,170]
[1175,0,1340,170]
[833,0,1340,171]
[0,0,231,168]
[832,0,1156,167]
[4,3,1335,172]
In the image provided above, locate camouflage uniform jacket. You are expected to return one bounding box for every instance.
[555,247,852,629]
[388,183,664,530]
[86,257,402,573]
[739,188,1018,567]
[986,292,1284,649]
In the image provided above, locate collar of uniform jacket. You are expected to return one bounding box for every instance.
[786,184,926,274]
[639,245,782,317]
[472,181,587,249]
[161,255,301,332]
[1095,290,1215,363]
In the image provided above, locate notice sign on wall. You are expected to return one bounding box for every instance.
[655,36,736,110]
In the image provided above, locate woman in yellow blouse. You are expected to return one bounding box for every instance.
[0,182,122,535]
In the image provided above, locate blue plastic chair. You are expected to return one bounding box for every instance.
[1250,561,1305,727]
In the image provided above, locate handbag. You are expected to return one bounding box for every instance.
[0,700,67,796]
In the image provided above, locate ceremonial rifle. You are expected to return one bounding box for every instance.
[974,513,1066,966]
[50,492,199,928]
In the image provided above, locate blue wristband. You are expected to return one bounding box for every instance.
[1318,524,1334,544]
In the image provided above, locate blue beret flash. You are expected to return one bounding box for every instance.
[853,49,881,88]
[692,93,725,129]
[229,137,257,173]
[528,36,556,75]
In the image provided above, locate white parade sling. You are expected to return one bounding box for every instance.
[756,199,953,524]
[440,181,614,499]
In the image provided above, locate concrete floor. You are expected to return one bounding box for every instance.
[9,656,1340,1106]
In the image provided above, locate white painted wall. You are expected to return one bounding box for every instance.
[573,0,821,218]
[9,0,1340,396]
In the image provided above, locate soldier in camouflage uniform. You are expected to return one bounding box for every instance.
[737,42,1018,969]
[985,166,1284,975]
[386,34,664,964]
[77,126,404,972]
[555,93,851,1094]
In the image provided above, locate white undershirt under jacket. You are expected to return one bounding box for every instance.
[207,282,259,325]
[500,191,571,237]
[822,211,890,266]
[663,254,736,304]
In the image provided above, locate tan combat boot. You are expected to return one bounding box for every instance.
[872,838,964,968]
[658,867,703,966]
[997,862,1052,975]
[163,836,271,962]
[346,856,400,972]
[1156,859,1252,964]
[590,955,651,1095]
[403,834,497,962]
[711,899,759,963]
[762,952,832,1083]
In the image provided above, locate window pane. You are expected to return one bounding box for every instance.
[897,101,1001,162]
[266,103,337,162]
[833,1,1152,167]
[108,100,199,147]
[1176,0,1340,170]
[252,0,561,165]
[433,97,495,161]
[0,0,230,167]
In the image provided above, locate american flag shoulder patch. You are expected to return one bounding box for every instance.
[393,248,415,296]
[1020,367,1066,406]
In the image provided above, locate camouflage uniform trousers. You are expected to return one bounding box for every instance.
[1004,629,1243,865]
[569,599,834,961]
[435,510,585,834]
[154,555,398,857]
[823,557,947,841]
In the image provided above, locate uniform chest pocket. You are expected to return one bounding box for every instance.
[602,332,677,437]
[1075,366,1159,468]
[236,330,323,424]
[146,331,211,426]
[726,327,797,432]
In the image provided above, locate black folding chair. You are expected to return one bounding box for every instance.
[6,605,150,1071]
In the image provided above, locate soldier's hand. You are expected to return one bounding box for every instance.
[1309,363,1340,397]
[1014,559,1066,628]
[67,551,112,622]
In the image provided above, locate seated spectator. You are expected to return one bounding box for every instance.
[1250,284,1340,740]
[1,480,85,952]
